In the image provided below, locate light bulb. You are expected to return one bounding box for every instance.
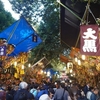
[22,65,24,69]
[81,55,85,60]
[78,60,81,66]
[14,61,17,67]
[28,63,31,67]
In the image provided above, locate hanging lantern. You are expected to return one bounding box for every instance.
[21,65,24,69]
[81,55,86,60]
[67,62,73,69]
[78,60,81,66]
[6,44,15,55]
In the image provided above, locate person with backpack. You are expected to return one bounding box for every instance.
[14,81,34,100]
[30,83,38,98]
[53,81,69,100]
[6,86,14,100]
[35,84,48,100]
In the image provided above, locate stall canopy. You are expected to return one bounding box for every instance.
[0,16,42,56]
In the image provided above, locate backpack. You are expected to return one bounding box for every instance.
[7,93,14,100]
[18,91,27,100]
[54,89,65,100]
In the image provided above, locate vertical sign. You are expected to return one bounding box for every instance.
[0,45,6,56]
[80,25,99,56]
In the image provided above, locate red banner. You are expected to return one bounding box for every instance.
[80,25,100,56]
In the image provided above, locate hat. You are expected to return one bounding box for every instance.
[19,81,28,89]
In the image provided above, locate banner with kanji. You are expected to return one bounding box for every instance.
[0,45,6,56]
[80,25,100,56]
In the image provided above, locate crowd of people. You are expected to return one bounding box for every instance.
[0,78,100,100]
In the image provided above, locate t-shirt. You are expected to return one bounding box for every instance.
[86,91,92,100]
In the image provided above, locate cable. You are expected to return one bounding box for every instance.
[57,0,82,21]
[88,7,98,24]
[75,0,91,48]
[7,19,21,43]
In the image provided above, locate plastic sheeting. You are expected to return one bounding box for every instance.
[0,16,42,56]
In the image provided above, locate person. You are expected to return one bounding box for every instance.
[0,84,6,100]
[48,88,55,100]
[6,86,14,100]
[90,88,99,100]
[83,83,90,95]
[30,83,38,99]
[35,84,48,100]
[86,87,94,100]
[54,81,69,100]
[14,81,34,100]
[39,87,55,100]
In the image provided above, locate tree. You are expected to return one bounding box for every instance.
[8,0,64,63]
[31,0,62,61]
[0,0,15,32]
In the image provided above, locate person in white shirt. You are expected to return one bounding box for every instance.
[86,87,94,100]
[39,94,51,100]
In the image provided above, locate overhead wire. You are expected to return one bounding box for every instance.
[75,0,91,48]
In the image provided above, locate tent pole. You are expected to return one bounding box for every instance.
[7,18,21,43]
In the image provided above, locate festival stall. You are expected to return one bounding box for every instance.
[0,16,42,83]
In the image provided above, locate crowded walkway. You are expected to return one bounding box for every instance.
[0,78,100,100]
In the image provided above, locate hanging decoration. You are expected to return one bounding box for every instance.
[80,25,99,56]
[0,16,42,82]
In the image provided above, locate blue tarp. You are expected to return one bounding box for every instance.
[0,16,42,56]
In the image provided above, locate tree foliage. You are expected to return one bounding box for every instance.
[0,0,15,32]
[8,0,64,63]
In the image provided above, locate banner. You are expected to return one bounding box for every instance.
[80,25,100,56]
[0,45,6,56]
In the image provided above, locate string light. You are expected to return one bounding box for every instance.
[81,55,86,60]
[28,63,31,67]
[14,61,17,67]
[22,65,24,69]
